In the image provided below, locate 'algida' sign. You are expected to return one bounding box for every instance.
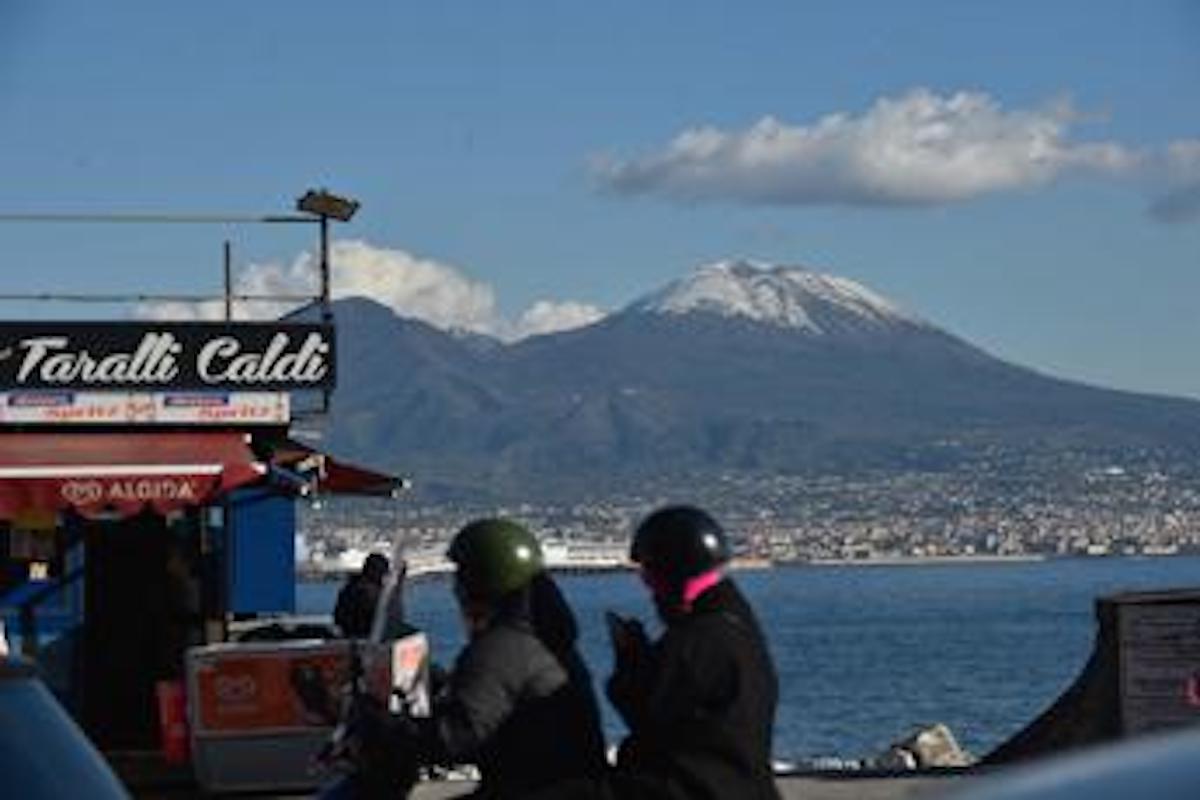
[0,323,335,391]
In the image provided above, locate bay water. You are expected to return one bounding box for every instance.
[299,556,1200,761]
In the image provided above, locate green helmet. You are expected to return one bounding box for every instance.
[447,518,544,600]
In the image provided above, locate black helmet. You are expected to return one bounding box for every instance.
[631,505,731,582]
[447,518,544,601]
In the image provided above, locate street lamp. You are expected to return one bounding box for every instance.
[296,189,359,222]
[296,189,359,325]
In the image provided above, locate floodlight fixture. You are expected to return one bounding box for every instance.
[296,189,359,222]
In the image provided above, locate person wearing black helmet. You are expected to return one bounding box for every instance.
[334,552,390,638]
[419,518,606,798]
[605,504,781,800]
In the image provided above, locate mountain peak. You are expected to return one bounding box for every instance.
[628,259,925,334]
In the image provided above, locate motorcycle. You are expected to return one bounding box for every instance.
[290,566,428,799]
[290,641,423,799]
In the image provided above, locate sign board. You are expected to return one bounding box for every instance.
[186,636,430,795]
[188,635,430,735]
[192,645,352,734]
[1118,601,1200,734]
[388,632,431,716]
[0,322,335,391]
[0,391,290,425]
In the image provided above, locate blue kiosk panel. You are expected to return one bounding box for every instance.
[228,490,295,614]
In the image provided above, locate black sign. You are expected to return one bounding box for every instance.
[0,322,336,391]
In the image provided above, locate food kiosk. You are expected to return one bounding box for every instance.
[0,321,406,789]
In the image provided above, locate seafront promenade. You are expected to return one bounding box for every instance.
[404,773,967,799]
[132,773,969,799]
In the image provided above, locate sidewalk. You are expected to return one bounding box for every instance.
[408,773,970,799]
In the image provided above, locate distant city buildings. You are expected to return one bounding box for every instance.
[297,448,1200,574]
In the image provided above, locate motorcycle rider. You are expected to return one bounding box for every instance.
[604,504,782,800]
[420,518,606,798]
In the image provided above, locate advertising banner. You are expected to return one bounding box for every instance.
[0,391,290,425]
[189,635,430,735]
[192,646,351,733]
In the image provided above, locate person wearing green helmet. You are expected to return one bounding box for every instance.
[447,518,546,623]
[418,518,606,798]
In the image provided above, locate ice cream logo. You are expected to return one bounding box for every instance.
[214,673,259,707]
[60,480,104,505]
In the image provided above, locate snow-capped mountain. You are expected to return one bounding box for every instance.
[628,260,925,335]
[320,262,1200,502]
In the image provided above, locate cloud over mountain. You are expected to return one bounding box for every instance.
[515,300,606,339]
[137,240,605,340]
[593,88,1139,207]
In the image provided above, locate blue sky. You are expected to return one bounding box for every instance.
[1,1,1199,395]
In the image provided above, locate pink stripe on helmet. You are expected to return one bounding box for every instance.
[682,568,723,606]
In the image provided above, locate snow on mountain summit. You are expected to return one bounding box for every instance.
[629,260,925,334]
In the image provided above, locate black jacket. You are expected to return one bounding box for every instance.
[334,575,381,638]
[608,579,782,800]
[428,579,606,798]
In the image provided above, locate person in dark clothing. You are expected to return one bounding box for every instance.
[334,553,389,638]
[608,505,781,800]
[534,505,781,800]
[156,542,202,679]
[418,518,606,799]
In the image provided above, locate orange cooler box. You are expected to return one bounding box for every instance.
[186,636,428,793]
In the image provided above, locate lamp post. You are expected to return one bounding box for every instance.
[295,189,359,325]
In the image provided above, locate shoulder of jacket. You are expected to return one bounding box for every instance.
[464,621,548,664]
[458,623,566,694]
[662,608,757,658]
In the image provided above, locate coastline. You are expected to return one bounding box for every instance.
[797,554,1047,568]
[294,551,1200,579]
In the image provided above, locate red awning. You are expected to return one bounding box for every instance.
[316,459,404,496]
[270,439,406,497]
[0,431,266,519]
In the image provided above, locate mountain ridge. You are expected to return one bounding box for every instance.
[318,264,1200,501]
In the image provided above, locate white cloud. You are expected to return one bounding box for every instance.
[514,300,606,340]
[137,299,228,323]
[1149,139,1200,224]
[328,240,500,333]
[137,240,605,340]
[593,88,1140,207]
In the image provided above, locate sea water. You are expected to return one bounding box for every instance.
[299,556,1200,761]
